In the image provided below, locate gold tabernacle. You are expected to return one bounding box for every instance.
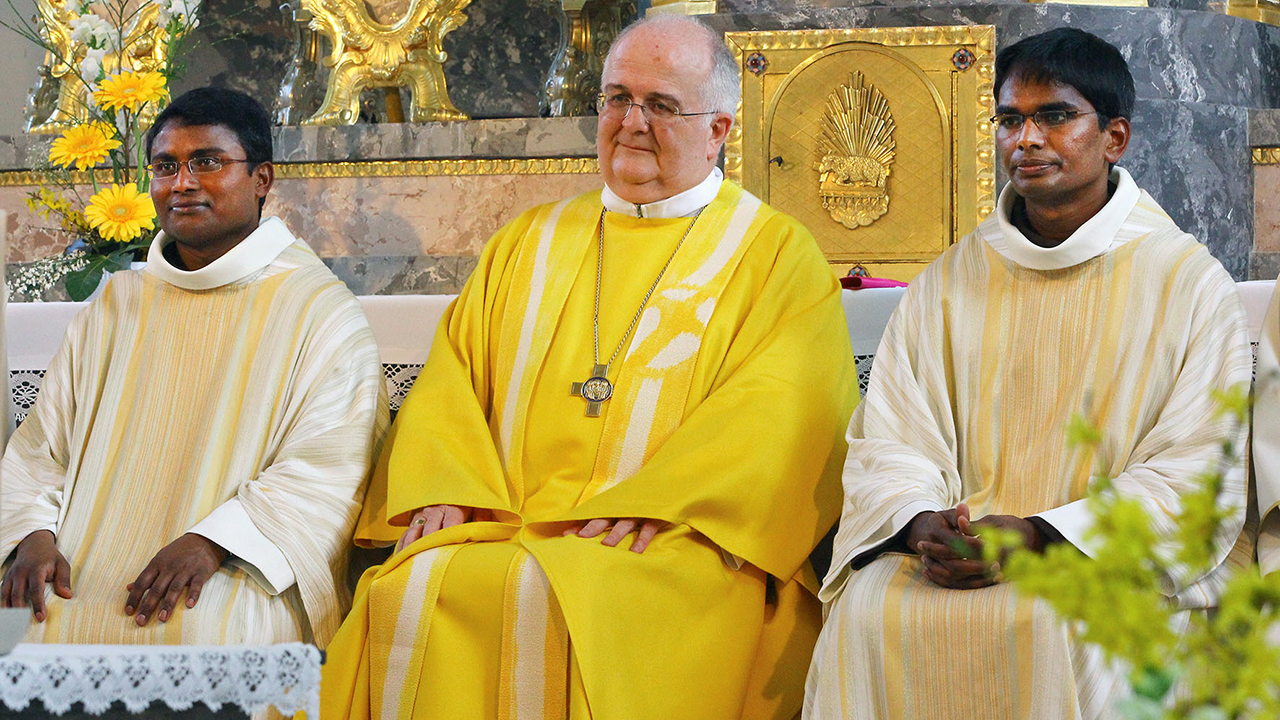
[725,26,996,281]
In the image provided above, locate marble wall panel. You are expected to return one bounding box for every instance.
[1123,100,1252,279]
[1253,108,1280,146]
[265,172,604,258]
[3,171,604,264]
[273,118,597,162]
[1257,165,1280,259]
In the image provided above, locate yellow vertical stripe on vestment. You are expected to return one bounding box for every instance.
[972,249,1009,513]
[541,581,569,720]
[881,559,910,719]
[500,199,572,477]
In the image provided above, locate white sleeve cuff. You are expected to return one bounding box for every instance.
[1031,501,1091,555]
[188,499,296,595]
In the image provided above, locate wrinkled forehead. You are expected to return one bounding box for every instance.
[603,29,712,101]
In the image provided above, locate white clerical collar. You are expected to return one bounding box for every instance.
[984,166,1140,271]
[146,216,297,290]
[601,167,723,218]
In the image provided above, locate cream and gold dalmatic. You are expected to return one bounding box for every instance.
[0,219,386,647]
[806,170,1253,720]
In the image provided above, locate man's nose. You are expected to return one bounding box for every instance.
[621,103,651,131]
[172,162,201,190]
[1015,118,1046,150]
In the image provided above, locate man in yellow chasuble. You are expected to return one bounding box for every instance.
[322,14,857,720]
[806,29,1251,720]
[0,88,387,647]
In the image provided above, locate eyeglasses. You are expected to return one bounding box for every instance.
[989,110,1102,133]
[146,156,255,178]
[597,92,718,125]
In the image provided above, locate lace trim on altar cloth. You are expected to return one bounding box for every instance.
[7,346,1260,428]
[0,643,320,717]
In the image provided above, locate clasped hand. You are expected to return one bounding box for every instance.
[396,505,665,554]
[908,504,1045,590]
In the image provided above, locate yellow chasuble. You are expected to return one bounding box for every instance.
[323,181,857,720]
[806,169,1252,720]
[0,218,387,647]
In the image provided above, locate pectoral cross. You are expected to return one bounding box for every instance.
[571,363,613,417]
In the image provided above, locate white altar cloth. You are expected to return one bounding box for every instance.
[0,643,319,718]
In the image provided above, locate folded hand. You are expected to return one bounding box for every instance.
[563,518,666,554]
[124,533,228,626]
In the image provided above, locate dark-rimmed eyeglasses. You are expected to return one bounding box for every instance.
[146,156,255,179]
[989,110,1102,133]
[597,92,718,125]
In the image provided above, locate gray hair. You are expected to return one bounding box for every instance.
[604,14,741,117]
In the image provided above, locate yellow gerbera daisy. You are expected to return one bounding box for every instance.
[92,70,167,113]
[48,122,121,169]
[84,184,156,242]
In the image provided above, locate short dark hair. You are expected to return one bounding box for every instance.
[146,87,273,165]
[994,28,1135,128]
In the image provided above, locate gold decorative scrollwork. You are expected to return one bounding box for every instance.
[1253,147,1280,164]
[541,0,637,117]
[816,72,896,229]
[26,1,170,134]
[299,0,470,124]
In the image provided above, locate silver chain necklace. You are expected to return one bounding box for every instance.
[570,206,705,417]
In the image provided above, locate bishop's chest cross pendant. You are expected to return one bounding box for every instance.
[571,363,613,417]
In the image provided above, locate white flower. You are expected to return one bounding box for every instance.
[96,25,122,50]
[62,0,82,13]
[165,0,199,22]
[79,47,106,82]
[69,14,113,47]
[69,14,98,44]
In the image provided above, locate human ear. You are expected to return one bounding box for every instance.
[1103,116,1131,165]
[707,113,733,160]
[254,161,275,199]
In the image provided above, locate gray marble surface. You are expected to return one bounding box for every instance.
[1251,108,1280,146]
[172,0,563,121]
[708,5,1280,108]
[1252,251,1280,281]
[273,117,597,162]
[1124,99,1252,280]
[0,118,598,170]
[323,254,479,295]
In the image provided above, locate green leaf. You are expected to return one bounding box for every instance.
[63,256,110,301]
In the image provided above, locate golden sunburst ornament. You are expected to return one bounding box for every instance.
[93,71,168,114]
[84,184,157,242]
[48,123,122,170]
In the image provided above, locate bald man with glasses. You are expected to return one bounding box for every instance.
[322,13,856,720]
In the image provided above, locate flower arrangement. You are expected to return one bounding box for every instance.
[978,384,1280,719]
[3,0,201,300]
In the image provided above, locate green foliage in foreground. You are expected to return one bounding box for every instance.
[979,383,1280,719]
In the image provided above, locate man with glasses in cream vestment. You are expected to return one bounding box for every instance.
[0,87,386,649]
[805,28,1251,720]
[322,14,856,720]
